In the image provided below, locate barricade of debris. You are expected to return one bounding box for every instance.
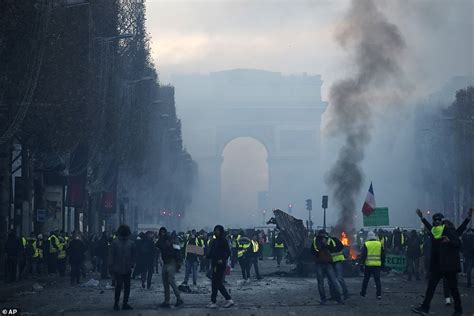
[267,209,360,277]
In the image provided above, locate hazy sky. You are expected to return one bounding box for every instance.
[145,0,473,100]
[145,0,473,228]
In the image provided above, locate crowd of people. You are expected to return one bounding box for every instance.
[3,208,473,314]
[3,224,279,310]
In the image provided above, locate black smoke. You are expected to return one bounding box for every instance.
[325,0,405,235]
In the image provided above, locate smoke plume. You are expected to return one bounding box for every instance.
[325,0,405,234]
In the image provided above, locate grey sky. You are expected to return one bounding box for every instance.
[145,0,473,100]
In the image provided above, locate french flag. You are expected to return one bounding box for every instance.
[362,182,376,216]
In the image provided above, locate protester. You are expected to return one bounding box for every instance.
[98,232,110,279]
[68,232,86,285]
[312,229,343,304]
[249,234,262,280]
[156,227,183,308]
[5,231,23,283]
[47,231,60,274]
[109,225,135,311]
[359,231,384,299]
[182,229,202,286]
[141,231,157,289]
[412,210,463,315]
[206,225,234,309]
[132,232,145,280]
[237,235,251,282]
[328,233,350,300]
[406,230,422,281]
[33,234,44,275]
[274,232,285,268]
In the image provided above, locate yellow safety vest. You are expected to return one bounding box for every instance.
[231,235,241,248]
[365,240,382,267]
[31,240,38,258]
[48,235,59,253]
[312,237,319,251]
[251,240,259,253]
[58,242,66,259]
[195,238,204,248]
[431,225,445,239]
[36,240,43,258]
[328,238,345,262]
[238,242,250,258]
[275,242,284,249]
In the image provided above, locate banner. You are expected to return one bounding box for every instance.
[186,244,204,256]
[363,207,389,227]
[385,254,406,272]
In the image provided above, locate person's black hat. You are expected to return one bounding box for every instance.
[317,229,328,238]
[432,213,444,221]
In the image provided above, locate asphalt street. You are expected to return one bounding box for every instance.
[1,259,473,316]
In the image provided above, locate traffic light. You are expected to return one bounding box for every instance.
[322,195,328,209]
[288,203,293,213]
[305,199,312,211]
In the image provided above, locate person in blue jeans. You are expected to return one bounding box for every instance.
[312,229,343,305]
[182,230,202,286]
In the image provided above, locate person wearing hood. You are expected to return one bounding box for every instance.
[206,225,234,309]
[359,230,385,299]
[312,229,343,304]
[109,225,135,311]
[412,210,463,316]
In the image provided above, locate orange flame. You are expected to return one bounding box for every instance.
[341,231,349,246]
[340,231,358,260]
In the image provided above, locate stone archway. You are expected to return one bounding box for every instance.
[172,69,327,225]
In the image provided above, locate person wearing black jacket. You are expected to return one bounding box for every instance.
[132,232,145,279]
[412,210,463,315]
[97,232,109,279]
[312,230,343,304]
[406,230,422,281]
[67,233,86,285]
[156,227,183,308]
[5,231,23,283]
[139,231,156,289]
[423,209,472,305]
[249,234,262,280]
[109,225,135,311]
[206,225,234,309]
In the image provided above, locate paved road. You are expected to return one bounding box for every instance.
[1,259,473,315]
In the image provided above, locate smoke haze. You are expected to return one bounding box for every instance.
[325,0,406,234]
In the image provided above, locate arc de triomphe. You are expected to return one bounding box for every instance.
[172,69,326,223]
